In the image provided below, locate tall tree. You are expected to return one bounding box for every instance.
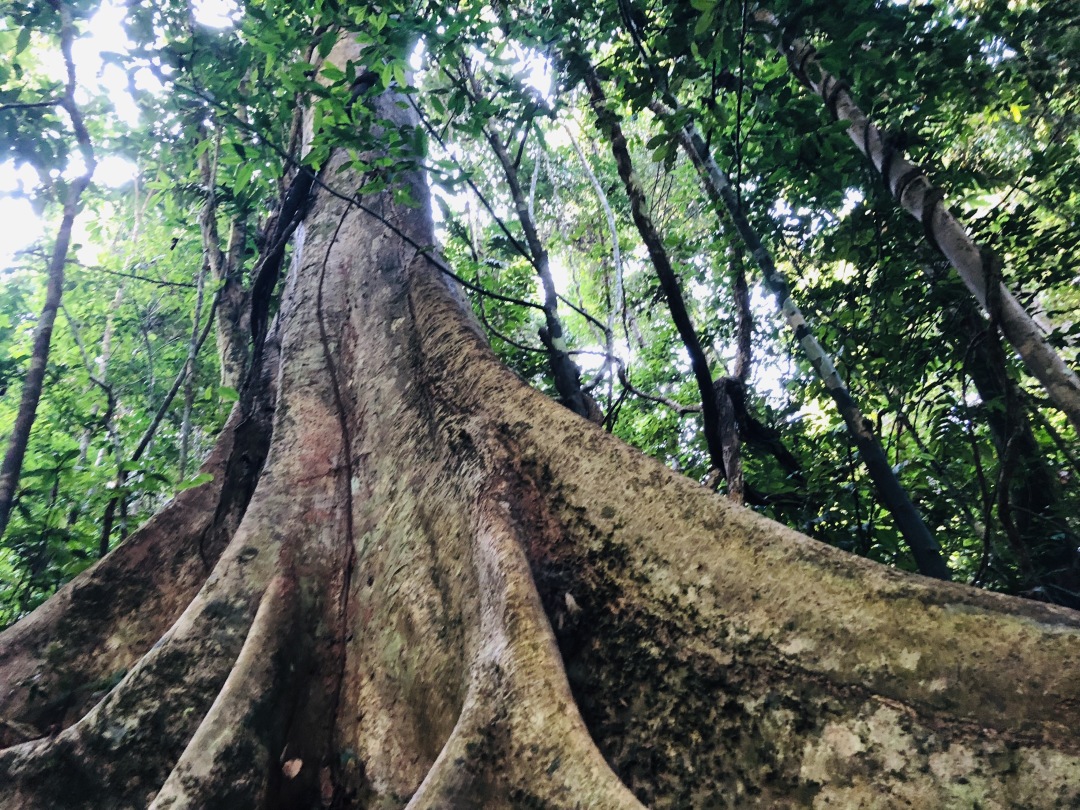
[0,1,95,540]
[755,8,1080,434]
[458,58,593,419]
[1,2,1079,805]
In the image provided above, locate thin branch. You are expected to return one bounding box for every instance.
[79,264,198,288]
[0,3,96,540]
[556,292,609,336]
[410,86,533,263]
[0,98,61,112]
[618,367,701,415]
[565,123,624,350]
[460,57,589,417]
[476,297,548,354]
[97,292,219,557]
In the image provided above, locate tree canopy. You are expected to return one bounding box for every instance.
[2,1,1080,806]
[1,0,1078,617]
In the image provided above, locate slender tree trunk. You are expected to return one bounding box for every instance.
[0,5,93,540]
[730,249,753,383]
[179,261,210,480]
[197,132,251,390]
[463,63,591,419]
[942,284,1079,602]
[716,249,753,503]
[755,9,1080,435]
[660,103,950,580]
[2,44,1079,809]
[566,126,623,355]
[580,64,730,480]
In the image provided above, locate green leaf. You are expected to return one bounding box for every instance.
[234,162,254,193]
[694,7,716,38]
[393,62,408,90]
[321,63,346,83]
[318,29,337,59]
[15,26,30,57]
[175,472,214,492]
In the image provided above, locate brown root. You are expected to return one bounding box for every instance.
[149,572,302,809]
[0,358,275,740]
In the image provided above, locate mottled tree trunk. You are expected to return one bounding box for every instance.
[1,82,1079,810]
[952,296,1080,602]
[756,9,1080,435]
[471,79,590,419]
[658,101,948,580]
[198,136,252,392]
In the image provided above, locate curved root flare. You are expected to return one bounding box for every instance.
[2,96,1079,808]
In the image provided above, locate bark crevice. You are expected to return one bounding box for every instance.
[2,71,1079,809]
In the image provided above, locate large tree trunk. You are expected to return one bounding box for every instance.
[1,85,1079,808]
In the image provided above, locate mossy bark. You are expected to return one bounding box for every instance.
[1,70,1078,810]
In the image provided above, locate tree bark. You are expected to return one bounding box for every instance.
[463,63,590,419]
[756,9,1080,435]
[1,57,1079,809]
[580,64,730,481]
[197,131,252,391]
[946,288,1079,602]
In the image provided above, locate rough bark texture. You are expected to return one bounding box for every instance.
[1,73,1079,809]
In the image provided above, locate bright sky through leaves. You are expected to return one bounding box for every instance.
[0,0,243,269]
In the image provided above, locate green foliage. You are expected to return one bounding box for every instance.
[3,0,1079,624]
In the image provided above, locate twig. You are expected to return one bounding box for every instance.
[617,367,701,415]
